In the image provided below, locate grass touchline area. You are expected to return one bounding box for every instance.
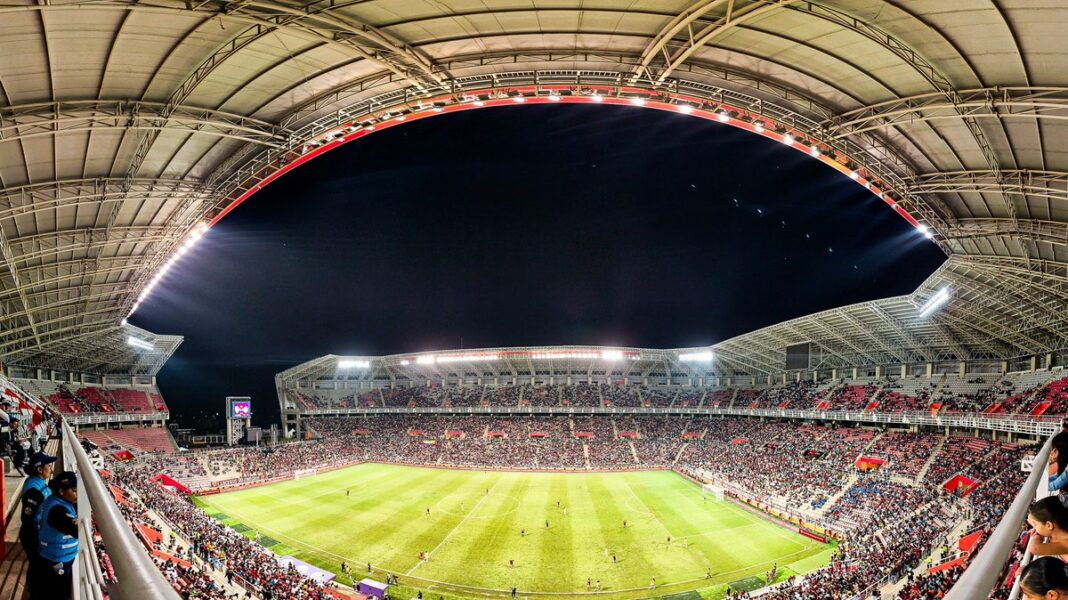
[195,464,834,599]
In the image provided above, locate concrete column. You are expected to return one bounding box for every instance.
[1001,361,1009,374]
[875,365,882,378]
[1031,356,1038,372]
[1048,353,1055,369]
[795,372,801,383]
[831,369,838,380]
[926,363,933,378]
[852,367,858,380]
[901,365,908,379]
[959,361,967,377]
[782,373,788,385]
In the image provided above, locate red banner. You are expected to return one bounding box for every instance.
[150,474,191,495]
[112,450,134,461]
[407,429,427,436]
[352,429,371,435]
[444,430,464,438]
[730,437,748,445]
[618,432,638,439]
[944,475,978,496]
[798,528,828,543]
[855,456,887,471]
[529,432,549,438]
[682,432,701,439]
[487,431,505,438]
[575,432,594,439]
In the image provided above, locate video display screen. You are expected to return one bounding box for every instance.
[232,400,252,419]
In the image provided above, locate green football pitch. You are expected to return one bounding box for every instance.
[194,464,833,599]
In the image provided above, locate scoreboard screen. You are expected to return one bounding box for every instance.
[230,399,252,419]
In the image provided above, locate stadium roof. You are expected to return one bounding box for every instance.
[1,0,1066,374]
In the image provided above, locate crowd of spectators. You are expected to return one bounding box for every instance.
[96,412,1042,600]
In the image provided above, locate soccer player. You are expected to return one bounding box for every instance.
[367,563,372,574]
[545,520,549,529]
[587,578,592,591]
[509,559,514,569]
[622,519,627,529]
[705,567,712,579]
[649,578,656,590]
[426,507,430,516]
[666,535,671,545]
[521,528,525,537]
[612,554,617,565]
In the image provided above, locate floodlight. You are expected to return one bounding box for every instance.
[849,170,860,180]
[127,336,154,351]
[717,111,730,122]
[629,97,646,106]
[754,122,764,133]
[547,93,561,102]
[918,287,951,319]
[601,349,624,360]
[677,104,694,114]
[338,360,370,369]
[782,133,794,145]
[679,351,714,363]
[591,94,604,103]
[511,96,526,103]
[809,146,820,157]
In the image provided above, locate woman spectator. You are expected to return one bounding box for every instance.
[1049,432,1068,493]
[1019,557,1068,600]
[1028,496,1068,559]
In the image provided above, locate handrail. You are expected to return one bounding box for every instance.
[289,405,1062,436]
[61,421,181,600]
[944,433,1054,599]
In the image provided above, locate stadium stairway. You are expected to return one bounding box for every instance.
[582,444,591,469]
[628,441,640,464]
[916,437,948,484]
[812,472,859,517]
[673,443,688,465]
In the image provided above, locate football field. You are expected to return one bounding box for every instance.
[194,464,833,599]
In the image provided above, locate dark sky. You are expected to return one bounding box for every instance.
[128,104,946,432]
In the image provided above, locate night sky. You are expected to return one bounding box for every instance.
[128,105,946,432]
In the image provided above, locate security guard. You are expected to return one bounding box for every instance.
[20,452,55,599]
[37,471,78,600]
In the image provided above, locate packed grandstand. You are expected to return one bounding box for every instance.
[0,361,1058,599]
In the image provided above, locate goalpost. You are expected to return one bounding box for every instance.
[294,468,318,480]
[702,483,725,501]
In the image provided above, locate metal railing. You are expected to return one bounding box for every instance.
[59,421,181,600]
[292,405,1061,436]
[66,411,169,426]
[944,433,1054,599]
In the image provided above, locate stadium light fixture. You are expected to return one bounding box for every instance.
[129,222,209,317]
[679,351,714,363]
[917,223,935,239]
[918,287,951,319]
[630,97,647,106]
[717,111,730,122]
[127,336,154,351]
[601,349,624,361]
[416,355,436,365]
[547,93,561,102]
[591,93,604,102]
[809,146,821,157]
[338,359,370,369]
[754,122,764,133]
[782,133,794,145]
[677,104,694,114]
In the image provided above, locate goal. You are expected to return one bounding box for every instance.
[294,468,318,480]
[702,483,725,501]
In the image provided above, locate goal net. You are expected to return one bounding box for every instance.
[294,468,318,480]
[702,483,725,500]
